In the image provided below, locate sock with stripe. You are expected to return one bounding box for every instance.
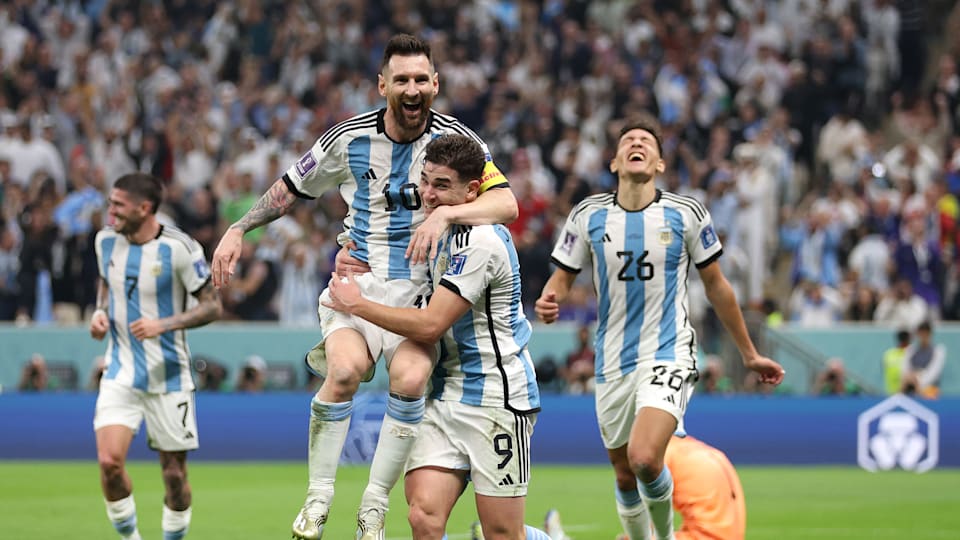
[162,505,191,540]
[105,495,142,540]
[307,398,353,504]
[638,466,674,540]
[615,484,652,540]
[360,393,425,511]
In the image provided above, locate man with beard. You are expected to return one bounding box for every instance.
[210,34,517,540]
[90,172,222,540]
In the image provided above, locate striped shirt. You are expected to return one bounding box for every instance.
[550,190,722,383]
[430,224,540,413]
[95,226,210,393]
[283,108,507,284]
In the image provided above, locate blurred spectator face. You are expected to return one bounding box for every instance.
[894,279,913,300]
[379,53,438,133]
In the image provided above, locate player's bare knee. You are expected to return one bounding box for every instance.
[627,447,663,481]
[388,371,427,397]
[97,451,125,479]
[323,362,364,397]
[407,504,444,537]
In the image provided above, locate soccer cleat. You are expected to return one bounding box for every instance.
[469,520,484,540]
[305,341,375,383]
[291,499,328,540]
[544,509,571,540]
[355,507,386,540]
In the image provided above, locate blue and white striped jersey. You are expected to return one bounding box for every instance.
[95,226,211,393]
[283,108,506,284]
[550,190,722,383]
[430,224,540,413]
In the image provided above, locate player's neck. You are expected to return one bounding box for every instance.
[616,178,657,211]
[127,218,161,245]
[383,109,428,143]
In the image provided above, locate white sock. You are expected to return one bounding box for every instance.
[359,394,425,511]
[162,505,192,540]
[105,495,141,540]
[639,468,674,540]
[307,398,353,504]
[616,487,651,540]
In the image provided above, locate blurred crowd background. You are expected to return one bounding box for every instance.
[1,0,958,395]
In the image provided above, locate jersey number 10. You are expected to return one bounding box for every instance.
[383,182,422,211]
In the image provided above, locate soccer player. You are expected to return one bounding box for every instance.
[90,173,222,540]
[322,134,550,540]
[210,35,517,540]
[535,114,784,540]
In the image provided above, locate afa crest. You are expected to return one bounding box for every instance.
[658,226,673,246]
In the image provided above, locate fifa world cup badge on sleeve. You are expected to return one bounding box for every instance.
[700,225,718,248]
[194,260,211,280]
[296,151,317,177]
[561,232,577,254]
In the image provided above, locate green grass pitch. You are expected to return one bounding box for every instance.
[1,462,957,539]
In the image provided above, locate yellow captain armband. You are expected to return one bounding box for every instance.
[478,161,507,193]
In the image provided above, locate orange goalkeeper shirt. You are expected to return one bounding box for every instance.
[664,435,746,540]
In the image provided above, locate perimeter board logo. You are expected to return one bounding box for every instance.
[857,394,938,473]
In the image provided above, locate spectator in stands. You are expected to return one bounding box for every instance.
[562,325,596,395]
[17,353,48,391]
[87,355,106,392]
[882,329,911,395]
[194,356,228,392]
[0,216,19,320]
[812,358,861,396]
[875,277,930,330]
[788,279,845,327]
[220,240,278,321]
[236,355,266,393]
[901,321,946,399]
[699,355,734,395]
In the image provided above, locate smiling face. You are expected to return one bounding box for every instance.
[108,188,151,236]
[419,161,479,216]
[380,54,438,139]
[610,127,665,183]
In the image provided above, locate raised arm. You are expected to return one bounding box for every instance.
[212,178,298,287]
[323,272,470,344]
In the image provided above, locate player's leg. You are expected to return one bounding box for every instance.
[595,372,651,540]
[94,381,144,540]
[628,408,677,540]
[357,338,433,538]
[144,389,199,540]
[608,445,651,540]
[405,466,466,540]
[295,325,375,540]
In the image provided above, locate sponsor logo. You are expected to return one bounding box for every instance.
[857,394,939,473]
[295,151,317,177]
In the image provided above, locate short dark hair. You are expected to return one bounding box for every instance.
[619,113,663,156]
[381,34,432,71]
[113,173,163,214]
[424,134,485,183]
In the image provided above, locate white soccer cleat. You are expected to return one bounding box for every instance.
[304,341,375,383]
[291,499,328,540]
[355,507,386,540]
[544,509,572,540]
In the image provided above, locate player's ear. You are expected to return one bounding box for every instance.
[656,158,666,173]
[466,179,482,201]
[432,72,439,95]
[377,72,387,97]
[609,158,618,174]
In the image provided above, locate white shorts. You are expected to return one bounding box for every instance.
[317,273,432,365]
[595,361,698,449]
[406,400,536,497]
[93,379,199,452]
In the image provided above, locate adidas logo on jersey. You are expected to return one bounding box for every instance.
[361,168,378,181]
[663,394,676,405]
[498,474,515,486]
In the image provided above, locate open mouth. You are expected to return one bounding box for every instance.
[402,102,421,113]
[628,151,646,162]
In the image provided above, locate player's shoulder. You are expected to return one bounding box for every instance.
[658,190,708,222]
[315,109,381,152]
[158,225,202,254]
[570,191,616,221]
[95,226,118,242]
[428,110,483,143]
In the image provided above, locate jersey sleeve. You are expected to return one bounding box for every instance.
[478,142,509,193]
[549,206,591,273]
[686,208,723,268]
[94,230,106,279]
[175,237,212,294]
[282,133,352,199]
[437,231,495,305]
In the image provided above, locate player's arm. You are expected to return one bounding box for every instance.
[699,262,784,384]
[534,266,578,324]
[323,272,470,344]
[212,178,298,287]
[129,280,223,340]
[90,277,110,340]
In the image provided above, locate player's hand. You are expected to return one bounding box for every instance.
[335,241,371,275]
[406,205,450,264]
[90,310,109,340]
[129,318,164,340]
[212,227,244,288]
[743,355,785,385]
[535,291,560,324]
[322,272,362,313]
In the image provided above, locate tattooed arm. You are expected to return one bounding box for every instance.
[129,280,223,340]
[212,179,298,287]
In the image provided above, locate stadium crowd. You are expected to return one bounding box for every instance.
[0,0,957,390]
